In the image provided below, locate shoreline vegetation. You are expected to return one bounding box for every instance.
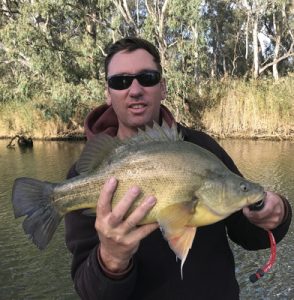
[0,78,293,142]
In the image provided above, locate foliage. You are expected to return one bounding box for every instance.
[0,0,293,137]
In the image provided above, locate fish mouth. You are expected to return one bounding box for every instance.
[247,192,266,211]
[249,191,266,204]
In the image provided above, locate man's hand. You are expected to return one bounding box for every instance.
[95,177,158,273]
[243,191,285,230]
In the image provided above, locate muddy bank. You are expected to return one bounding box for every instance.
[1,129,293,142]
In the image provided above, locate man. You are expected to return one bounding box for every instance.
[65,37,292,300]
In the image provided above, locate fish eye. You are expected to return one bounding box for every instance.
[240,182,249,192]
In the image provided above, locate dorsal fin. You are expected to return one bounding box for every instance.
[76,134,122,174]
[76,121,183,174]
[131,121,183,145]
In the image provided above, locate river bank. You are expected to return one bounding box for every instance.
[1,78,293,141]
[1,128,293,142]
[0,132,86,141]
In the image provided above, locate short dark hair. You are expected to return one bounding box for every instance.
[104,37,162,80]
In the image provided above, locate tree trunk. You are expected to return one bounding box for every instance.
[272,33,281,81]
[245,11,250,60]
[191,24,200,82]
[252,17,259,79]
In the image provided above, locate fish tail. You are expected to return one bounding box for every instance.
[12,177,61,250]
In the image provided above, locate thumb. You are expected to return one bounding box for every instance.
[242,206,252,218]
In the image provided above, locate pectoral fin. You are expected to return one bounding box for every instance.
[157,201,197,278]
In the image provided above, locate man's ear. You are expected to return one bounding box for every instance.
[105,87,112,105]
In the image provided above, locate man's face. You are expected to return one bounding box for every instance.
[106,49,166,139]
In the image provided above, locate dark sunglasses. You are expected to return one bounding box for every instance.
[107,70,161,90]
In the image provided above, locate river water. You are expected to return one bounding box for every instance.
[0,139,293,299]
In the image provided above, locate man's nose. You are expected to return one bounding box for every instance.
[128,79,143,97]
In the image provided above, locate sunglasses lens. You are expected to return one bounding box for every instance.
[108,71,161,90]
[108,76,133,90]
[137,72,161,87]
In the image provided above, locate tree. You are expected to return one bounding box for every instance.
[0,0,293,125]
[239,0,294,79]
[259,0,294,79]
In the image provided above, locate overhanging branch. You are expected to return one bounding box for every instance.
[259,42,294,74]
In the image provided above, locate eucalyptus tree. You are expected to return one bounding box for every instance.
[0,0,118,119]
[1,0,293,129]
[237,0,294,79]
[259,0,294,79]
[201,0,242,77]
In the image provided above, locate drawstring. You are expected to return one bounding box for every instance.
[249,230,276,283]
[248,198,277,283]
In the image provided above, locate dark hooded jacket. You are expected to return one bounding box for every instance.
[65,104,292,300]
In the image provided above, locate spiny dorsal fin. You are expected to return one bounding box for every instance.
[76,134,122,174]
[76,121,183,174]
[130,121,183,145]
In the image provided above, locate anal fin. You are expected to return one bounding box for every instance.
[168,226,197,279]
[157,200,197,278]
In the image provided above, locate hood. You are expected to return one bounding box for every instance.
[84,104,176,140]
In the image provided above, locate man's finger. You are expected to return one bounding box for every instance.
[97,177,118,216]
[126,223,159,244]
[108,186,141,227]
[122,196,157,231]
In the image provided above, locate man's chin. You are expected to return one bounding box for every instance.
[128,115,155,128]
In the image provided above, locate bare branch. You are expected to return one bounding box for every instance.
[97,45,107,57]
[122,0,136,27]
[113,0,137,31]
[259,42,294,74]
[145,0,152,15]
[159,0,169,40]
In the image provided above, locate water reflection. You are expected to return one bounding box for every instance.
[0,140,85,300]
[220,139,294,299]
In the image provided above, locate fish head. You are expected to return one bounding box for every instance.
[191,172,265,227]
